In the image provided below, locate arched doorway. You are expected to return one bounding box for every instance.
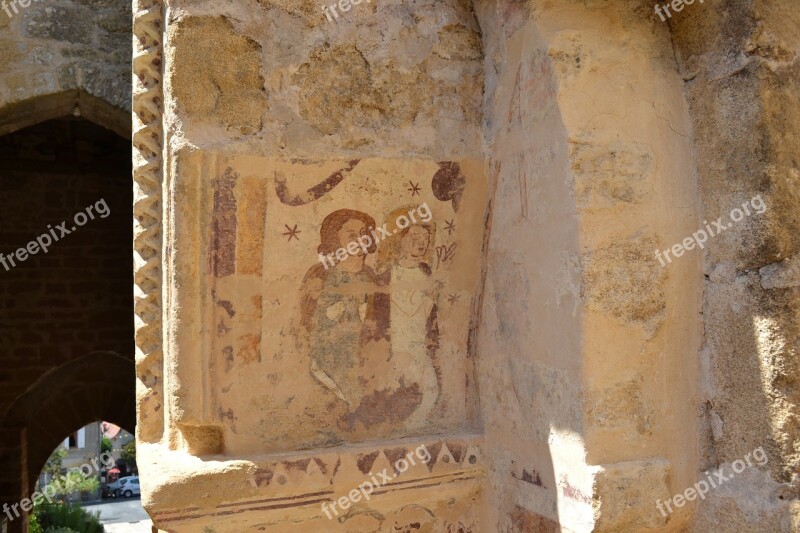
[0,105,134,532]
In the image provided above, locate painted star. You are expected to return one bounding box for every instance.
[445,220,456,235]
[282,224,301,241]
[447,293,460,305]
[408,181,421,196]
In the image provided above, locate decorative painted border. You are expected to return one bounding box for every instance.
[150,436,484,525]
[132,0,164,442]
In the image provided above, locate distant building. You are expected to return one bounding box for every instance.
[37,421,134,502]
[38,422,103,502]
[61,422,102,473]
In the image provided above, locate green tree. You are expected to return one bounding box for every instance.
[100,437,113,456]
[30,499,103,533]
[39,448,101,502]
[40,469,100,503]
[42,448,68,480]
[61,471,100,494]
[121,441,136,474]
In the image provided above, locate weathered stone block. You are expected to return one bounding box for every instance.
[22,5,94,44]
[587,378,653,436]
[581,235,667,335]
[592,459,671,531]
[292,44,433,136]
[570,140,654,209]
[255,0,321,27]
[169,16,267,137]
[433,24,482,61]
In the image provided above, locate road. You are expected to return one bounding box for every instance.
[82,497,152,532]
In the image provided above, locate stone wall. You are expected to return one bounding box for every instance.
[162,0,483,157]
[0,0,793,531]
[475,1,702,530]
[0,2,133,528]
[0,118,134,531]
[474,0,582,530]
[144,0,491,530]
[144,0,712,531]
[0,119,133,415]
[127,0,799,531]
[669,0,800,530]
[0,0,130,136]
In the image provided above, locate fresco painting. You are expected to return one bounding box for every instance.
[205,156,486,455]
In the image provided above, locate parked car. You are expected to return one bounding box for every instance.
[106,476,140,498]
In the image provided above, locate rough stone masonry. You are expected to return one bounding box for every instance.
[0,0,797,532]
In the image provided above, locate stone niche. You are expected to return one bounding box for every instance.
[148,151,488,531]
[138,0,712,530]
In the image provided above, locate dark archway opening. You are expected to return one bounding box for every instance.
[0,117,134,532]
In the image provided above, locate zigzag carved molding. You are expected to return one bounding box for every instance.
[132,0,164,442]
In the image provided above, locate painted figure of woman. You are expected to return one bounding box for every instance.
[299,209,380,405]
[376,207,441,428]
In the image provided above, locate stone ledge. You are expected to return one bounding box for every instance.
[142,433,484,529]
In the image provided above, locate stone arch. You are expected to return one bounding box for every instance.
[3,352,135,492]
[0,89,130,140]
[0,0,131,137]
[0,107,135,531]
[0,0,139,530]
